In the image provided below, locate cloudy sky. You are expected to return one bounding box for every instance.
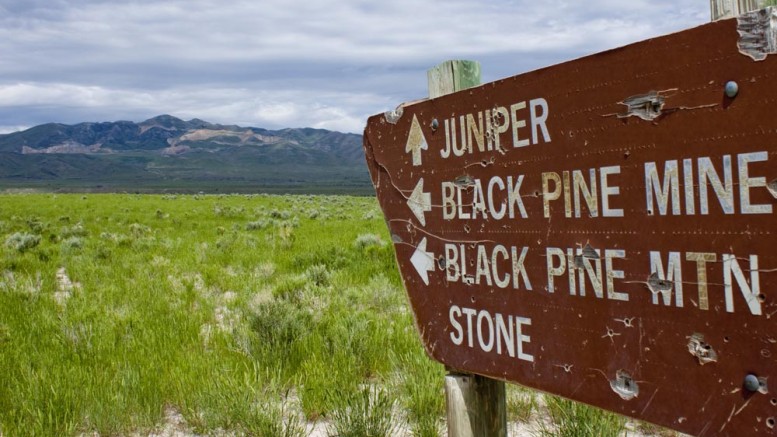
[0,0,710,134]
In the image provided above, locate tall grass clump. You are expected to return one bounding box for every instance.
[327,386,397,437]
[246,401,307,437]
[506,384,537,424]
[250,299,312,374]
[539,395,626,437]
[185,383,307,437]
[294,306,396,419]
[395,348,445,437]
[271,275,309,302]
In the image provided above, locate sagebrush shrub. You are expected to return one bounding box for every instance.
[4,232,41,252]
[353,233,385,250]
[245,220,267,231]
[305,264,330,287]
[61,236,83,251]
[251,299,312,351]
[60,223,87,238]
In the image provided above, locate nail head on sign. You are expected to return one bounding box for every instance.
[725,81,739,98]
[744,374,760,392]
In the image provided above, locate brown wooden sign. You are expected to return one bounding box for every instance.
[364,10,777,436]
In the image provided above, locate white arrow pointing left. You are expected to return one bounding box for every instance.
[407,178,432,226]
[410,237,435,286]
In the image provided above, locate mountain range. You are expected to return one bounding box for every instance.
[0,115,370,194]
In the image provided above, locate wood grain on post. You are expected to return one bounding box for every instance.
[710,0,768,21]
[445,373,507,437]
[427,60,482,99]
[427,59,507,437]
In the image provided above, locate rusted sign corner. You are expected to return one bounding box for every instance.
[383,105,404,124]
[362,120,387,190]
[383,98,429,125]
[737,6,777,61]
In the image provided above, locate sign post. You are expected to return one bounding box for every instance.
[425,60,508,437]
[365,9,777,436]
[710,0,770,21]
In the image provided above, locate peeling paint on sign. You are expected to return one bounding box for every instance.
[687,333,719,365]
[617,91,666,121]
[610,370,639,401]
[384,105,404,124]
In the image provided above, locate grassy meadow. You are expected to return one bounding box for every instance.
[0,193,444,436]
[0,193,646,436]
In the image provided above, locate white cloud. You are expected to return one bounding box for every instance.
[0,0,710,133]
[0,81,387,132]
[0,82,156,107]
[0,125,29,134]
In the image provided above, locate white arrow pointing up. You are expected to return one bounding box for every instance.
[407,178,432,226]
[410,237,435,286]
[405,114,428,167]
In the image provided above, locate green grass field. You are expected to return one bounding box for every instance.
[0,193,447,436]
[0,193,641,436]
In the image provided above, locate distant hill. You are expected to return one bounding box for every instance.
[0,115,371,194]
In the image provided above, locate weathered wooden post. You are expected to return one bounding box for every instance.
[444,372,506,437]
[426,60,507,437]
[427,60,481,99]
[710,0,769,20]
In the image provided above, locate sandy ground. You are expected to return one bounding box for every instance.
[116,405,685,437]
